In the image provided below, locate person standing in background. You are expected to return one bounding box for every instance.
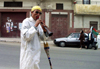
[87,30,94,49]
[79,30,85,49]
[97,33,100,48]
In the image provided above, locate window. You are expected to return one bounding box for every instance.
[69,33,79,38]
[90,21,98,30]
[56,3,63,10]
[83,0,90,4]
[4,2,22,7]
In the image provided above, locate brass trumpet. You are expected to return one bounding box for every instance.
[41,22,53,37]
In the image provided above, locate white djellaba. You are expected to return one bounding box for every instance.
[20,16,45,69]
[97,33,100,48]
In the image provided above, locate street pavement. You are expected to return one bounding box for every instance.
[0,38,100,69]
[0,42,100,69]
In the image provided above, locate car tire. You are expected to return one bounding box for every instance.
[89,44,92,49]
[60,42,66,47]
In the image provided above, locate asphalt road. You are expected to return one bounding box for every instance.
[0,42,100,69]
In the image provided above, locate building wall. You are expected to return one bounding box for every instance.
[74,16,83,28]
[41,1,72,10]
[84,16,100,29]
[0,0,74,38]
[74,15,100,30]
[0,0,36,9]
[0,0,73,10]
[74,0,100,33]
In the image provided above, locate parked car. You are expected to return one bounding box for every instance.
[54,33,97,49]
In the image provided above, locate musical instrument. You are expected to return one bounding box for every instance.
[41,22,53,36]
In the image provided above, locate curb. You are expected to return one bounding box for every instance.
[0,39,54,44]
[0,40,21,43]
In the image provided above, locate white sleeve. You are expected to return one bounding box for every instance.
[21,19,37,41]
[37,24,45,40]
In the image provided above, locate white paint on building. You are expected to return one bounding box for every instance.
[74,16,83,28]
[23,1,36,8]
[51,12,59,14]
[70,13,72,27]
[45,12,50,27]
[0,0,73,10]
[51,12,68,15]
[60,12,68,15]
[64,1,72,10]
[41,1,73,10]
[0,1,3,7]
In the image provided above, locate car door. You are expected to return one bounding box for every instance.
[67,33,80,45]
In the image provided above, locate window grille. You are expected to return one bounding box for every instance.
[56,3,63,10]
[4,2,22,7]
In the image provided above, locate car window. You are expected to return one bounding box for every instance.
[71,34,75,38]
[68,34,72,38]
[74,33,79,38]
[68,33,79,38]
[67,33,88,38]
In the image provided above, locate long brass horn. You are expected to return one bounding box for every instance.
[41,22,53,36]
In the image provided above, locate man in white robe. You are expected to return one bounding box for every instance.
[97,33,100,48]
[20,6,46,69]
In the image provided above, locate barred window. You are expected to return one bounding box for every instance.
[83,0,90,4]
[56,3,63,10]
[4,2,22,7]
[90,21,98,30]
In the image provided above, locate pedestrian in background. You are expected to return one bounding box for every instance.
[97,33,100,48]
[79,30,85,49]
[20,6,46,69]
[87,30,94,49]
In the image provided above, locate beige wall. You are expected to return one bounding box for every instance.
[0,1,3,7]
[0,0,73,10]
[0,0,36,9]
[74,16,83,28]
[41,1,72,10]
[74,15,100,30]
[45,12,50,27]
[84,16,100,30]
[74,0,100,30]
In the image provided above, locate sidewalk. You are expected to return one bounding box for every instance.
[0,37,54,44]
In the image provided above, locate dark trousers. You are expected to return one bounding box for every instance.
[80,40,84,48]
[87,39,94,49]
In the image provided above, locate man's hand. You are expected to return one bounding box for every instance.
[34,19,42,27]
[40,22,47,32]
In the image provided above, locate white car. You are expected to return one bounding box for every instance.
[54,33,97,49]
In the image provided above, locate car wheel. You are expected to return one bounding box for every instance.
[60,42,66,47]
[89,44,92,49]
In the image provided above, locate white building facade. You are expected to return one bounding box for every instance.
[0,0,100,39]
[74,0,100,33]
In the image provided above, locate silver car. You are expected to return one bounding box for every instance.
[54,33,97,48]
